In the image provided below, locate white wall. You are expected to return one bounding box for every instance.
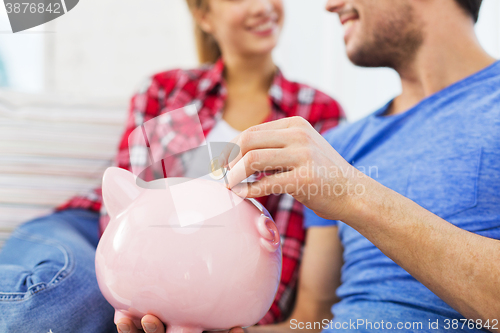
[0,8,45,92]
[44,0,198,100]
[0,0,499,120]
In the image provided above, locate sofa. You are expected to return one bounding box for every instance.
[0,89,127,250]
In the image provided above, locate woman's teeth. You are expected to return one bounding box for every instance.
[253,21,274,32]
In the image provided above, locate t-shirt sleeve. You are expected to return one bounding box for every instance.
[303,206,339,228]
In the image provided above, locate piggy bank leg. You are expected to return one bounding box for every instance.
[167,325,203,333]
[114,310,142,330]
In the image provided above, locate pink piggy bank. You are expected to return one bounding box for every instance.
[95,167,282,332]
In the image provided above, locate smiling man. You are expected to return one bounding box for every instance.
[219,0,500,332]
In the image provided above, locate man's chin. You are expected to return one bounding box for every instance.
[346,45,387,68]
[346,47,370,67]
[345,42,366,65]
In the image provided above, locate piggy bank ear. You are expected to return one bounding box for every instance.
[102,167,144,219]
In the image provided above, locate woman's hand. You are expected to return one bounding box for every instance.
[116,314,165,333]
[228,328,246,333]
[116,316,247,333]
[223,116,363,222]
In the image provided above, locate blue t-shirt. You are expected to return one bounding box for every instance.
[305,61,500,332]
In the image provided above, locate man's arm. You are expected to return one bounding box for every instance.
[248,226,343,333]
[224,116,500,332]
[348,175,500,331]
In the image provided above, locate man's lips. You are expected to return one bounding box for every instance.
[339,11,359,41]
[339,12,359,25]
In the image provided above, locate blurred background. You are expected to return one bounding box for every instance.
[0,0,499,248]
[1,0,499,119]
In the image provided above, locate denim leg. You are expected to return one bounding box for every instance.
[0,209,117,333]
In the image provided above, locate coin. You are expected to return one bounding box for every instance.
[209,156,227,180]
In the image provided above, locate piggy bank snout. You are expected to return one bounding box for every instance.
[256,215,280,252]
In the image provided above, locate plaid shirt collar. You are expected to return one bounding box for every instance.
[198,58,291,119]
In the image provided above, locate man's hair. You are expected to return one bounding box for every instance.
[454,0,483,23]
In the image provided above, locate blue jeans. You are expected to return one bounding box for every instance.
[0,209,117,333]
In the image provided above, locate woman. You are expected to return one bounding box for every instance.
[0,0,343,332]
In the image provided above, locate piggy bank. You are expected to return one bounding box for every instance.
[95,167,282,332]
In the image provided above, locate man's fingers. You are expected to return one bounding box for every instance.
[225,148,296,188]
[142,314,166,333]
[221,116,310,168]
[222,129,287,170]
[243,116,307,132]
[116,317,140,333]
[231,171,296,198]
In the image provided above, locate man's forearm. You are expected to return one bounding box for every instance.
[342,173,500,330]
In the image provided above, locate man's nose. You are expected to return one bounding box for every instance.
[325,0,346,13]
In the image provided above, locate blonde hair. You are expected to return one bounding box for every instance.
[185,0,222,64]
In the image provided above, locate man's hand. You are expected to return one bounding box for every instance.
[223,116,362,222]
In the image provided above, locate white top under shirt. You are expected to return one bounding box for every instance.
[205,118,241,143]
[184,118,256,183]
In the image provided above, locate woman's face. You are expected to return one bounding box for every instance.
[200,0,284,58]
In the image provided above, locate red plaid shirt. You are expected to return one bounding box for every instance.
[59,59,344,324]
